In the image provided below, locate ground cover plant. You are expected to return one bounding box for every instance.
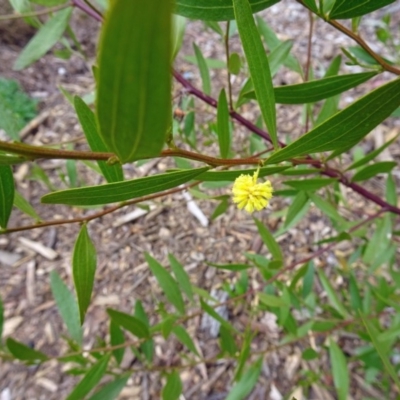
[1,0,400,398]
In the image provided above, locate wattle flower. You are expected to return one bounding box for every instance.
[232,169,273,213]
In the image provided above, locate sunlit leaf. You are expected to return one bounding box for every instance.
[330,0,395,19]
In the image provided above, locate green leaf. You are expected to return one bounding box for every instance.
[162,371,182,400]
[208,263,250,271]
[172,325,200,356]
[184,55,226,69]
[330,0,395,19]
[72,224,97,324]
[284,191,310,229]
[50,271,83,345]
[228,52,241,75]
[0,165,14,229]
[31,0,68,5]
[346,134,398,171]
[88,376,129,400]
[6,338,48,362]
[317,269,349,318]
[244,72,376,104]
[256,17,302,74]
[361,314,400,390]
[226,357,262,400]
[302,0,318,13]
[14,8,72,70]
[74,96,123,183]
[174,0,280,21]
[283,178,337,191]
[211,198,229,220]
[41,167,209,206]
[107,309,150,339]
[254,218,282,260]
[220,325,238,356]
[145,253,185,315]
[217,89,231,159]
[351,161,396,182]
[96,0,172,163]
[193,43,211,95]
[268,40,293,77]
[308,193,345,223]
[66,354,110,400]
[258,292,289,307]
[233,0,277,148]
[200,298,237,333]
[329,339,349,400]
[110,321,125,365]
[197,166,287,182]
[168,254,194,302]
[172,15,186,60]
[267,78,400,164]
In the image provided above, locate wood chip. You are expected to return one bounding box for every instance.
[2,316,23,337]
[0,250,22,266]
[18,237,58,260]
[26,260,36,305]
[112,206,155,228]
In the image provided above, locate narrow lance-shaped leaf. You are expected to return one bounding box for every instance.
[244,72,376,104]
[0,165,14,229]
[107,308,150,339]
[14,190,41,221]
[174,0,280,21]
[14,8,72,70]
[145,253,185,315]
[74,96,123,183]
[351,161,396,183]
[41,167,209,206]
[6,338,48,362]
[168,253,194,302]
[73,224,97,324]
[233,0,277,148]
[50,271,83,345]
[226,358,263,400]
[88,376,129,400]
[329,0,395,19]
[329,339,350,400]
[217,89,230,158]
[162,371,182,400]
[254,218,282,261]
[96,0,172,163]
[267,77,400,164]
[193,43,211,95]
[66,354,111,400]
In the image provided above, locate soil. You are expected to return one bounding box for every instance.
[0,1,399,399]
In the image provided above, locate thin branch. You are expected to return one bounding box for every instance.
[296,0,400,75]
[0,3,70,21]
[0,181,202,235]
[71,0,102,21]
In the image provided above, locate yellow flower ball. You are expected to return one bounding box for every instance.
[232,169,273,214]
